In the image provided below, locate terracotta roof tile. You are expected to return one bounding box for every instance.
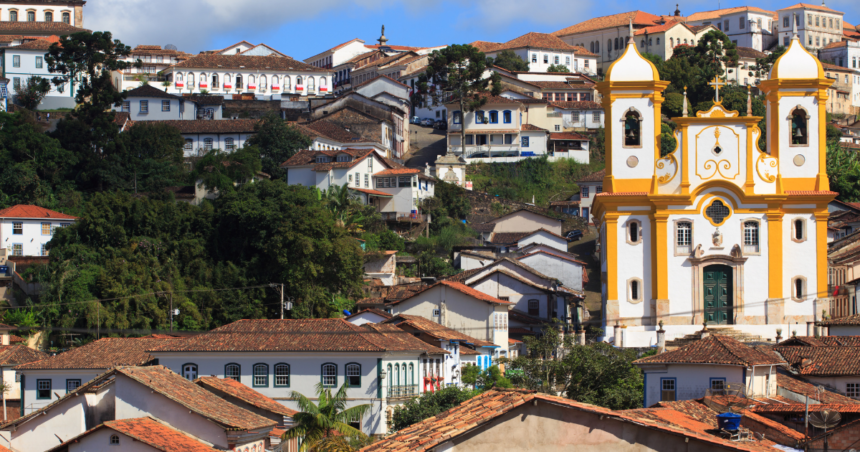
[0,345,48,366]
[778,3,841,12]
[634,21,688,36]
[124,84,182,99]
[686,7,777,22]
[552,11,663,37]
[374,168,421,176]
[819,314,860,326]
[388,280,513,306]
[480,32,597,56]
[491,228,566,244]
[0,204,77,220]
[345,308,393,320]
[578,168,605,183]
[305,120,363,142]
[635,335,785,366]
[12,38,53,50]
[776,371,860,403]
[549,132,589,140]
[351,187,393,197]
[822,40,849,50]
[14,337,177,370]
[280,148,379,171]
[529,81,594,90]
[521,123,547,131]
[736,47,768,60]
[195,376,298,417]
[386,314,496,347]
[0,21,90,35]
[172,54,327,72]
[549,101,603,110]
[137,119,261,134]
[774,346,860,375]
[46,417,220,452]
[359,323,449,354]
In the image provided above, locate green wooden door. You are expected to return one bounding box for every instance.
[704,265,732,325]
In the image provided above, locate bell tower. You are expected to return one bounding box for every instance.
[759,15,832,191]
[596,20,670,194]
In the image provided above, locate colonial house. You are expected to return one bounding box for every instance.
[0,39,77,109]
[471,32,598,75]
[0,205,76,257]
[135,119,260,158]
[726,47,768,88]
[304,38,370,71]
[594,25,834,346]
[111,85,202,121]
[0,324,47,402]
[294,120,388,154]
[635,334,784,406]
[0,1,85,28]
[685,7,778,52]
[14,336,179,414]
[345,308,392,326]
[348,52,425,88]
[2,366,276,452]
[203,41,288,58]
[773,336,860,398]
[490,228,568,254]
[517,248,588,301]
[483,209,564,236]
[633,21,708,61]
[775,3,844,51]
[822,62,860,116]
[112,45,191,92]
[43,418,222,452]
[818,40,860,78]
[548,101,604,131]
[575,169,604,223]
[160,54,333,99]
[147,319,449,436]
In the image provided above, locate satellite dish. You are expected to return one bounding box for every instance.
[704,383,750,413]
[809,409,841,430]
[164,44,178,51]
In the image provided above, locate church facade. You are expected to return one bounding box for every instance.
[594,25,835,346]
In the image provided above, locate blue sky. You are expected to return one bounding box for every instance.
[90,0,860,60]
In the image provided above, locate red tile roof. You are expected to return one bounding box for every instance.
[636,335,785,366]
[819,314,860,326]
[777,335,860,346]
[374,168,420,176]
[360,323,449,355]
[345,308,393,320]
[304,120,363,142]
[778,3,841,12]
[195,376,298,417]
[150,319,447,353]
[386,314,496,347]
[776,372,860,403]
[774,346,860,375]
[751,403,860,414]
[46,417,220,452]
[481,32,597,56]
[280,148,380,171]
[0,205,77,220]
[13,38,54,50]
[549,132,589,141]
[552,11,663,37]
[389,280,513,307]
[686,7,777,22]
[172,54,327,72]
[578,168,605,183]
[549,101,602,110]
[0,21,90,35]
[14,337,178,370]
[521,123,547,132]
[351,187,393,197]
[0,345,48,366]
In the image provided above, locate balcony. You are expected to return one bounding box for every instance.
[449,144,520,159]
[381,212,426,223]
[388,385,418,399]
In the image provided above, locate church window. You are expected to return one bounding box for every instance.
[627,219,642,245]
[675,221,692,255]
[670,38,674,47]
[628,278,644,303]
[743,220,760,254]
[704,199,731,226]
[623,110,641,147]
[792,276,807,302]
[792,218,807,243]
[790,108,808,146]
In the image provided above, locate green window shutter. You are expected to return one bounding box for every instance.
[377,358,383,398]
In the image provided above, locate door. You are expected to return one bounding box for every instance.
[703,265,733,324]
[581,208,589,221]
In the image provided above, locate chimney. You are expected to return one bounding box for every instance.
[807,321,815,337]
[775,328,782,344]
[614,322,623,348]
[656,321,666,353]
[700,321,710,339]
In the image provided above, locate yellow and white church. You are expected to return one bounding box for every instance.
[593,23,835,346]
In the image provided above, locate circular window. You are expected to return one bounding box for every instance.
[704,199,731,226]
[627,156,639,168]
[793,154,806,166]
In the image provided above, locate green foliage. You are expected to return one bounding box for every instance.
[419,181,472,235]
[492,50,529,72]
[640,52,663,66]
[391,386,479,431]
[320,183,380,234]
[546,64,570,73]
[283,382,370,452]
[461,364,511,390]
[116,122,185,194]
[827,141,860,202]
[659,30,738,106]
[660,123,677,157]
[2,309,39,334]
[467,156,601,206]
[750,46,786,79]
[245,112,312,179]
[590,127,605,163]
[374,229,405,251]
[14,76,51,110]
[663,93,685,118]
[191,147,263,194]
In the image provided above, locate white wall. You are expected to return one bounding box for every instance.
[68,428,162,452]
[182,133,253,158]
[2,49,76,108]
[345,312,389,326]
[518,231,567,252]
[0,219,73,257]
[0,5,78,25]
[164,69,333,97]
[11,384,96,452]
[642,364,776,407]
[492,211,562,235]
[115,96,189,121]
[21,369,100,414]
[519,252,583,293]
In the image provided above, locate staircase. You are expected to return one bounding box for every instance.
[665,327,766,350]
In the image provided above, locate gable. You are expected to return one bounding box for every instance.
[489,210,562,234]
[465,260,556,288]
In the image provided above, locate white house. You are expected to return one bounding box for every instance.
[43,417,222,452]
[345,308,393,326]
[148,319,448,436]
[136,119,259,158]
[490,228,568,254]
[472,32,598,75]
[518,248,587,297]
[160,54,333,100]
[0,205,76,257]
[576,168,604,223]
[112,45,192,93]
[111,84,199,121]
[15,336,179,414]
[0,1,84,28]
[548,101,604,131]
[294,120,388,154]
[485,209,564,236]
[3,366,276,452]
[635,334,783,406]
[685,6,778,52]
[773,335,860,397]
[0,39,77,109]
[775,4,844,51]
[0,324,47,402]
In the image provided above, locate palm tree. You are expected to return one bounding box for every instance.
[282,382,370,452]
[0,379,10,422]
[321,184,367,233]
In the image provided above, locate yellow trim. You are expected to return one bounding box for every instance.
[769,37,826,80]
[767,212,784,300]
[680,125,690,194]
[613,179,653,192]
[651,212,669,301]
[695,103,739,118]
[701,197,734,227]
[744,125,755,195]
[782,177,817,191]
[605,215,619,301]
[694,126,741,181]
[815,211,829,299]
[816,91,829,191]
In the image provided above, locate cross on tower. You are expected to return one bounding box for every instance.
[709,76,726,103]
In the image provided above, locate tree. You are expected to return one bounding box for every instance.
[750,46,786,80]
[191,147,262,194]
[391,386,479,431]
[660,123,676,157]
[500,323,571,393]
[45,31,138,191]
[827,141,860,202]
[117,122,185,194]
[641,52,664,68]
[461,364,512,389]
[282,382,370,452]
[492,50,529,72]
[245,112,311,179]
[658,30,737,107]
[546,64,570,73]
[415,44,501,156]
[14,76,51,110]
[320,183,376,233]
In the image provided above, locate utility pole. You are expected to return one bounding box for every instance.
[279,284,284,319]
[169,292,174,333]
[270,283,287,319]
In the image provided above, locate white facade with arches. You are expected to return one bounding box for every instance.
[594,30,833,347]
[0,1,83,26]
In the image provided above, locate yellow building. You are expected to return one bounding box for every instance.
[593,23,835,346]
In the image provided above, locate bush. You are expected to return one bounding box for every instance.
[391,386,479,431]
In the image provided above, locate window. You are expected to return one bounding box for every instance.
[11,244,22,257]
[793,277,806,301]
[554,125,560,132]
[710,378,726,392]
[554,55,559,64]
[36,379,52,399]
[236,74,243,89]
[225,363,240,381]
[571,111,580,122]
[274,363,290,387]
[322,363,337,387]
[784,16,789,28]
[9,11,17,21]
[453,111,461,124]
[629,278,642,302]
[161,100,170,112]
[566,56,571,65]
[432,309,440,317]
[188,73,195,88]
[581,186,589,198]
[724,20,729,31]
[35,56,43,68]
[465,135,474,145]
[531,53,537,63]
[253,363,269,387]
[140,100,148,113]
[847,383,860,399]
[676,221,692,254]
[41,244,47,256]
[475,110,485,124]
[744,220,760,253]
[528,299,539,316]
[346,363,361,387]
[27,11,34,21]
[521,136,529,147]
[739,17,745,29]
[543,54,548,64]
[593,111,601,122]
[504,134,513,145]
[624,110,641,146]
[260,75,267,90]
[110,435,120,445]
[121,101,130,112]
[225,138,235,151]
[494,313,507,331]
[12,222,22,235]
[661,378,676,401]
[12,55,20,68]
[502,110,512,124]
[628,220,641,244]
[364,174,369,188]
[182,364,198,380]
[793,218,807,242]
[816,16,819,26]
[489,111,498,123]
[66,379,81,392]
[40,222,52,236]
[184,139,193,152]
[705,199,731,225]
[203,138,213,151]
[307,77,315,91]
[45,12,53,21]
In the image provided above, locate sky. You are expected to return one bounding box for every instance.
[88,0,860,60]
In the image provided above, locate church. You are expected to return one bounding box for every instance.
[594,22,835,347]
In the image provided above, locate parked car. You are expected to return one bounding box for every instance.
[566,229,584,241]
[420,118,434,127]
[433,120,447,130]
[410,116,421,124]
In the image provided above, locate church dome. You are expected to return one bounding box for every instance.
[769,33,824,80]
[604,36,660,82]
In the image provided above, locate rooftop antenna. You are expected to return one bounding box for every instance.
[809,407,841,449]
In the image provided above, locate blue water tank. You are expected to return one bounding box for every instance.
[343,310,352,316]
[717,412,742,431]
